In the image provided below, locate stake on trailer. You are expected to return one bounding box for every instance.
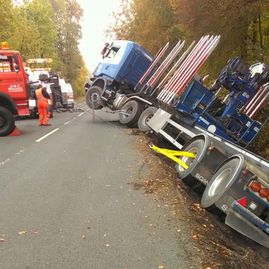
[244,83,269,117]
[157,35,220,104]
[249,84,269,118]
[134,42,169,91]
[145,40,185,89]
[151,41,196,96]
[165,36,220,104]
[157,36,209,100]
[164,36,219,103]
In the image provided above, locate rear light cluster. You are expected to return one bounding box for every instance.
[249,180,269,202]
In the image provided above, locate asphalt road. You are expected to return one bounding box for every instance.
[0,105,198,269]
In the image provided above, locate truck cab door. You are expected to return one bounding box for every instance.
[0,53,27,100]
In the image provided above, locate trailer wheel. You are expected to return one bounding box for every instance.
[138,106,157,132]
[119,100,143,127]
[0,106,15,136]
[201,157,243,213]
[85,86,103,110]
[176,138,207,187]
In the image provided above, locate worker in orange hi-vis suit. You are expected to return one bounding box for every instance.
[35,85,51,126]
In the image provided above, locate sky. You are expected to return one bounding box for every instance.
[77,0,122,72]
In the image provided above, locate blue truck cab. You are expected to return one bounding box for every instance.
[85,40,152,110]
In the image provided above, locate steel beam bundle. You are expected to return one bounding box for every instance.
[157,36,209,101]
[244,82,269,118]
[144,40,185,90]
[134,42,169,90]
[157,35,220,104]
[150,41,196,96]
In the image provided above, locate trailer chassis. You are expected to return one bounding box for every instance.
[147,108,269,248]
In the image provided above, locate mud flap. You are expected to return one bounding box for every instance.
[225,210,269,248]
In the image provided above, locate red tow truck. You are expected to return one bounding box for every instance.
[0,42,32,136]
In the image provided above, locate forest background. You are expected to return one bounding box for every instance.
[110,0,269,158]
[1,0,269,157]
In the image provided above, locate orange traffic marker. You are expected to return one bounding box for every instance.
[9,126,21,136]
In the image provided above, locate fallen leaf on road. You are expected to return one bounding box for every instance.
[0,238,5,242]
[105,244,110,247]
[18,231,27,235]
[82,235,86,239]
[192,235,199,240]
[158,266,165,269]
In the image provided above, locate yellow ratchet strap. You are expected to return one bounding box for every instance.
[150,144,196,170]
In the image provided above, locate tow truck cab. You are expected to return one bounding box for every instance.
[0,43,29,114]
[0,42,30,136]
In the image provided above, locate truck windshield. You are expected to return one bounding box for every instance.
[0,54,20,72]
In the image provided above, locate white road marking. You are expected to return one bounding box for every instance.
[16,149,24,155]
[35,128,59,143]
[0,158,10,166]
[35,111,84,142]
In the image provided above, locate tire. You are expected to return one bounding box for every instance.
[138,106,157,132]
[201,157,243,213]
[119,100,143,127]
[176,138,207,187]
[85,86,103,110]
[0,106,15,136]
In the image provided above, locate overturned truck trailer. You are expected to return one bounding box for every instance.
[86,36,269,247]
[144,37,269,248]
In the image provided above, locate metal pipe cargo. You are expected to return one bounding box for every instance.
[146,40,185,88]
[135,42,169,90]
[166,36,220,104]
[151,41,196,97]
[157,36,208,101]
[163,36,218,102]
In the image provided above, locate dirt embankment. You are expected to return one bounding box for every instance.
[129,129,269,269]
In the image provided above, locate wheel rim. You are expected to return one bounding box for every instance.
[90,92,99,103]
[122,107,133,119]
[144,113,153,124]
[201,157,242,208]
[207,167,232,198]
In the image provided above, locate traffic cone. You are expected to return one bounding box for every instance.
[9,126,21,136]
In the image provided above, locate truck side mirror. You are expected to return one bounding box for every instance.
[101,43,109,58]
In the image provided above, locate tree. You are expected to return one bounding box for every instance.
[109,0,184,54]
[0,0,14,41]
[52,0,84,86]
[24,0,57,58]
